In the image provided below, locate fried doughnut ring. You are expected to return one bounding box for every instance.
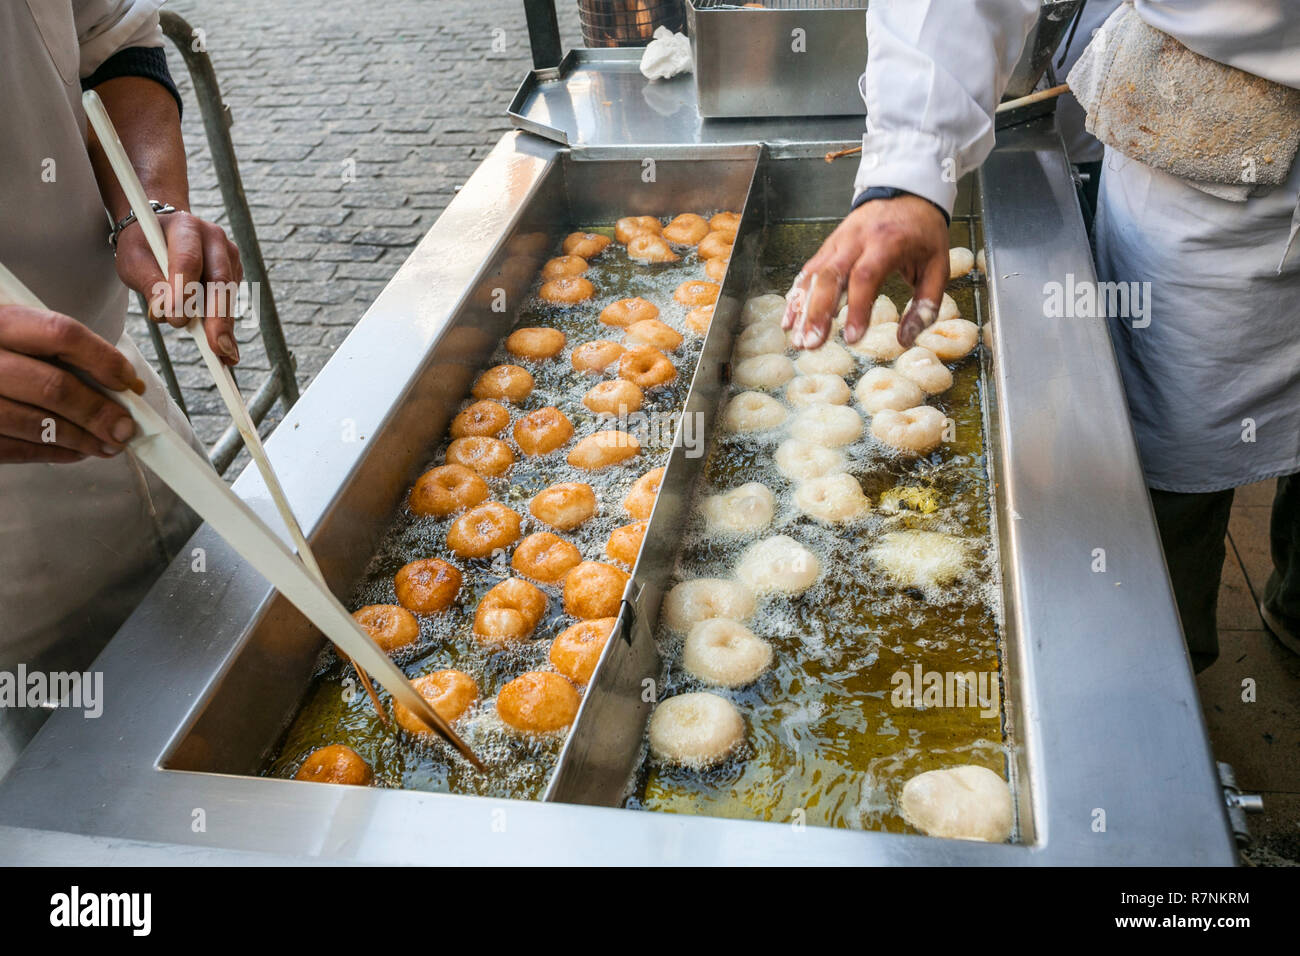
[541,255,588,279]
[446,501,522,558]
[583,378,644,415]
[704,257,728,282]
[915,318,979,362]
[530,481,597,530]
[571,339,626,374]
[567,430,641,469]
[513,407,574,456]
[450,399,509,438]
[624,318,683,352]
[615,215,662,243]
[674,280,720,307]
[709,211,741,233]
[600,296,659,328]
[409,463,489,517]
[684,305,714,335]
[618,345,677,388]
[496,672,580,733]
[471,364,534,403]
[539,276,595,304]
[563,231,612,258]
[294,745,372,785]
[870,405,948,456]
[549,618,616,685]
[564,560,630,619]
[627,234,680,264]
[352,603,420,652]
[394,558,463,614]
[623,466,664,518]
[606,520,647,565]
[473,577,548,644]
[393,670,479,732]
[697,230,734,261]
[446,435,515,477]
[662,213,710,245]
[505,327,566,360]
[511,531,582,584]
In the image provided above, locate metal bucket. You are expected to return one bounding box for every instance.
[577,0,686,47]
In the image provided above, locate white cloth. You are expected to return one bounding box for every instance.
[854,0,1300,493]
[639,27,692,81]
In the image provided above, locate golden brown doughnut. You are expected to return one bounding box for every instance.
[394,558,463,614]
[662,213,709,246]
[393,670,478,732]
[600,296,659,328]
[539,276,595,304]
[294,745,372,785]
[583,378,644,415]
[624,318,683,352]
[614,215,662,244]
[496,671,580,733]
[530,481,597,530]
[674,280,720,307]
[471,364,534,403]
[409,463,489,517]
[511,531,582,584]
[627,234,680,264]
[352,603,420,652]
[606,520,647,565]
[505,327,566,360]
[446,435,515,477]
[567,430,641,469]
[450,400,509,439]
[563,560,630,619]
[684,305,714,334]
[474,578,548,644]
[549,618,616,685]
[618,345,677,388]
[709,211,741,234]
[563,231,612,258]
[513,407,574,456]
[623,466,664,518]
[540,255,588,279]
[571,339,626,374]
[446,502,522,558]
[704,257,728,282]
[697,230,734,261]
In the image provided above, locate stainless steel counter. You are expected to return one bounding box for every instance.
[0,121,1236,865]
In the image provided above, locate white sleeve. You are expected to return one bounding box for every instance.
[73,0,167,78]
[854,0,1040,215]
[1133,0,1300,89]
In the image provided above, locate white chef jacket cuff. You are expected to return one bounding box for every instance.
[851,130,960,218]
[78,0,167,78]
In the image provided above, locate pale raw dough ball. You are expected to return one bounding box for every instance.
[870,405,947,455]
[735,535,821,595]
[793,473,869,524]
[893,346,953,395]
[854,366,925,413]
[791,403,863,447]
[868,530,970,590]
[774,438,847,480]
[899,765,1013,843]
[722,391,788,433]
[702,482,776,534]
[662,578,756,632]
[741,293,787,327]
[849,321,905,361]
[833,295,899,333]
[949,246,975,279]
[649,692,745,768]
[733,354,795,390]
[682,619,772,687]
[915,318,979,362]
[733,322,787,359]
[786,373,851,407]
[794,341,854,377]
[976,249,987,274]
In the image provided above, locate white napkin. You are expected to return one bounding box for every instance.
[639,27,693,80]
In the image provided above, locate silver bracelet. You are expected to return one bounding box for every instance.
[109,200,177,248]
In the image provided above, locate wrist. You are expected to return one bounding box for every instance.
[850,187,951,225]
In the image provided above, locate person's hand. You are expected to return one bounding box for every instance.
[782,195,950,350]
[0,304,144,463]
[113,210,244,365]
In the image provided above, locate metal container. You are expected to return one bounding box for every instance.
[0,126,1235,865]
[578,0,686,47]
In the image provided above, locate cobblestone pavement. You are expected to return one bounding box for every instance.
[131,0,582,458]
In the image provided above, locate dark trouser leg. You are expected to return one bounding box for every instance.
[1263,473,1300,633]
[1149,487,1236,672]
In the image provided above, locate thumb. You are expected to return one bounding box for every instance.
[897,250,950,348]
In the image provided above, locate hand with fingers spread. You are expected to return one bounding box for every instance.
[112,209,245,366]
[0,305,144,463]
[782,194,950,352]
